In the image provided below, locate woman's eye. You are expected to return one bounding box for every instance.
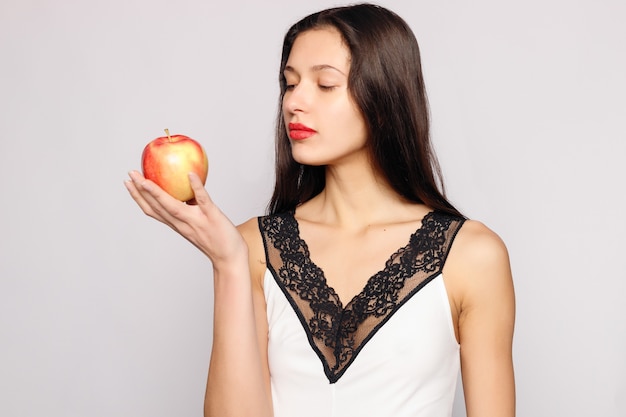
[285,84,296,91]
[319,85,337,91]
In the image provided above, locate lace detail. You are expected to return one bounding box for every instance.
[259,211,465,383]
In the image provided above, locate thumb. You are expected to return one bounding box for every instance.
[187,171,212,206]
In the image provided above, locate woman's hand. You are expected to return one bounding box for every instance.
[124,170,247,267]
[126,171,272,416]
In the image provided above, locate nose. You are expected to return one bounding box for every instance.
[283,83,309,114]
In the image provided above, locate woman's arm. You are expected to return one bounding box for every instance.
[205,218,272,417]
[445,220,516,417]
[125,171,272,417]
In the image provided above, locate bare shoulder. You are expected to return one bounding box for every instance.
[237,217,262,244]
[237,217,267,286]
[444,219,516,415]
[444,219,514,309]
[450,219,510,269]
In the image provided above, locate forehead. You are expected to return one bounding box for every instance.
[286,27,351,73]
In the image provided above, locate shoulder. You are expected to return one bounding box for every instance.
[237,217,267,287]
[445,220,516,414]
[237,216,262,243]
[448,219,510,270]
[444,219,514,312]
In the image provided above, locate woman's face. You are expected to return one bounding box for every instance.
[282,27,368,167]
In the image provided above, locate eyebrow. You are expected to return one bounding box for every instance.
[283,64,347,76]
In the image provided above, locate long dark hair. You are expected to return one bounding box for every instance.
[268,3,462,218]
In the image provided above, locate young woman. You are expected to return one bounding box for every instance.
[126,4,515,417]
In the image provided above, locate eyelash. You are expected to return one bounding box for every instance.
[284,84,337,91]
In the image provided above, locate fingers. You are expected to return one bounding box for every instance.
[124,171,162,220]
[125,170,210,227]
[125,170,181,223]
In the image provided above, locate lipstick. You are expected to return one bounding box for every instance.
[288,123,317,140]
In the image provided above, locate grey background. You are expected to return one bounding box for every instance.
[1,0,624,416]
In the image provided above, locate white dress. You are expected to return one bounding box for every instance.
[259,211,465,417]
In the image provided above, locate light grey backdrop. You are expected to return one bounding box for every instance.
[1,0,624,416]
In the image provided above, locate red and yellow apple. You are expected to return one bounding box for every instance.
[141,129,208,202]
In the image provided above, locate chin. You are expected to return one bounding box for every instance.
[291,148,324,166]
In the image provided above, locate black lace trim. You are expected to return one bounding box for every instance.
[259,211,465,383]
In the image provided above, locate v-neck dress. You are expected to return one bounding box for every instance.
[259,210,465,417]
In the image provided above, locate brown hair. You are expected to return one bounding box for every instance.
[268,3,462,217]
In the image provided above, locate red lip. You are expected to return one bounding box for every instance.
[288,123,317,140]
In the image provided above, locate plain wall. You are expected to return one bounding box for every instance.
[1,0,624,416]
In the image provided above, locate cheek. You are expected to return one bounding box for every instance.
[329,101,367,137]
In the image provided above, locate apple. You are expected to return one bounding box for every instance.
[141,129,208,202]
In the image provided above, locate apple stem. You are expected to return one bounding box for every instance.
[164,128,172,142]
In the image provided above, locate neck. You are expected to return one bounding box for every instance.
[301,157,423,228]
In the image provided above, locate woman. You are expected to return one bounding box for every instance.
[125,4,515,417]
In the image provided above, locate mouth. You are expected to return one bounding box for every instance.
[288,123,317,140]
